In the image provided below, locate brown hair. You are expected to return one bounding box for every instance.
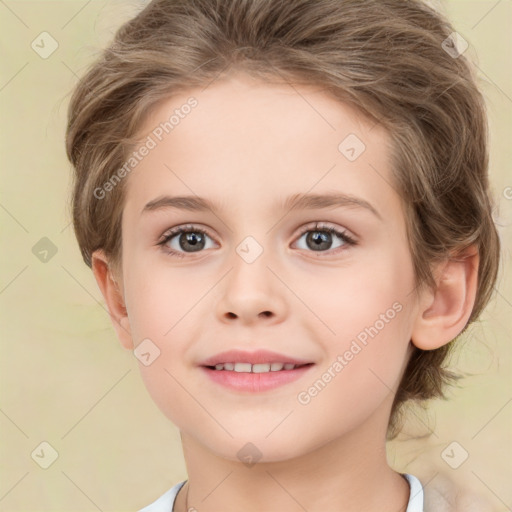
[65,0,501,436]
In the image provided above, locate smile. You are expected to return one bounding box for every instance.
[208,362,309,372]
[201,363,315,392]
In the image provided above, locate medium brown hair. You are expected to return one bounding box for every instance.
[65,0,501,436]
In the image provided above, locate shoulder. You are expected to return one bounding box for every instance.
[423,474,495,512]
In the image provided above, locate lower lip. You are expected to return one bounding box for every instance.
[200,364,315,392]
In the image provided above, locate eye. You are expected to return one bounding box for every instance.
[157,222,357,259]
[157,225,216,258]
[293,222,356,255]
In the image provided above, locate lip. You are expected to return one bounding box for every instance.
[198,349,315,393]
[199,349,313,367]
[200,363,315,392]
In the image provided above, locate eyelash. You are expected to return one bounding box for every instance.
[157,222,357,259]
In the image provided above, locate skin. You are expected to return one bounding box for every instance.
[92,72,479,512]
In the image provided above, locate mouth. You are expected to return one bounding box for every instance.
[200,362,315,392]
[204,362,313,372]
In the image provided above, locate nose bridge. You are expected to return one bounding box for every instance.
[216,230,286,323]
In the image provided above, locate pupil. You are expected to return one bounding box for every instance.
[308,231,330,251]
[182,232,204,251]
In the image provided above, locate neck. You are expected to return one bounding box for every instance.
[174,404,409,512]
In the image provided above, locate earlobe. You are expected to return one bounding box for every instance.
[91,250,134,350]
[411,247,479,351]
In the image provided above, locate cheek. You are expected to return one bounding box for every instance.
[295,304,415,441]
[304,245,415,341]
[122,268,204,425]
[305,246,415,395]
[124,262,202,340]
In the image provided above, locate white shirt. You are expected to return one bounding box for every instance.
[138,473,424,511]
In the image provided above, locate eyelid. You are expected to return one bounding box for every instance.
[157,223,214,244]
[296,221,355,239]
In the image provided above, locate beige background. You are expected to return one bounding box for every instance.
[0,1,511,510]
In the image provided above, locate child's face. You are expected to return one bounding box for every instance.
[116,73,422,461]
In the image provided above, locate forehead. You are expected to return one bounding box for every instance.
[136,72,380,154]
[124,72,397,219]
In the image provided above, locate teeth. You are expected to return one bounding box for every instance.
[210,362,300,373]
[234,362,252,373]
[253,363,271,373]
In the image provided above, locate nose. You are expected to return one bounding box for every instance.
[215,246,287,326]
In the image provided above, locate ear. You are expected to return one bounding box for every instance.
[411,247,479,350]
[91,249,134,350]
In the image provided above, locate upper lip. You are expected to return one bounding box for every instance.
[199,349,314,367]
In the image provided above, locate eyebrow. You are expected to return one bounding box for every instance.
[142,192,381,219]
